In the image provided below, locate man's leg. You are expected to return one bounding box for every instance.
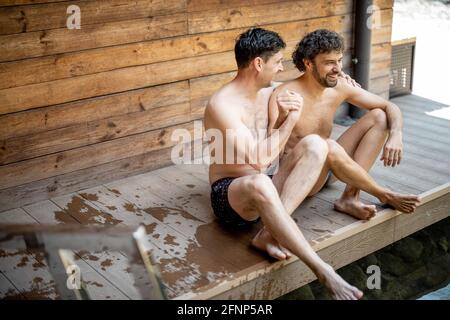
[308,138,421,219]
[252,134,329,259]
[227,173,363,300]
[271,134,329,215]
[332,109,389,213]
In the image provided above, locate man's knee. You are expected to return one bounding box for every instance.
[300,134,328,161]
[369,108,388,128]
[326,139,346,164]
[243,174,277,204]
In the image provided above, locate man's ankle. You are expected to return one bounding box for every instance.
[377,189,391,203]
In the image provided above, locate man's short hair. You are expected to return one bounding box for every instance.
[234,27,286,69]
[292,29,344,72]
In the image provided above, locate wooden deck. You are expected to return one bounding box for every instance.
[1,94,449,300]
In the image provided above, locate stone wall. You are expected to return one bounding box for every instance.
[279,217,450,300]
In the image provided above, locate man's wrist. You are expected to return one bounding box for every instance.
[389,129,402,137]
[280,110,290,118]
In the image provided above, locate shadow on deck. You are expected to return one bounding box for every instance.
[1,94,449,299]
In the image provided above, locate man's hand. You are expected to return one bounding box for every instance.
[277,89,303,119]
[339,71,361,88]
[381,133,403,167]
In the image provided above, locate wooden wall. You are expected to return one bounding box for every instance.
[0,0,393,211]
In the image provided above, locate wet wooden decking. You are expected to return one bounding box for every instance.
[1,94,449,300]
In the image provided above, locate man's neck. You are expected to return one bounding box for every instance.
[233,71,262,102]
[301,72,326,98]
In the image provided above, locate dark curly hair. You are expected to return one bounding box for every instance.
[234,27,286,69]
[292,29,344,72]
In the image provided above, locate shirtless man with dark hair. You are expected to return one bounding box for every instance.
[204,27,363,300]
[269,29,421,220]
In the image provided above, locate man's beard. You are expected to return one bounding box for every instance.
[312,63,338,88]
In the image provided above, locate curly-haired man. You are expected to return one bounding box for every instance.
[269,29,421,220]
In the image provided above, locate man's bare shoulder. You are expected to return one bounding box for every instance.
[272,78,303,96]
[205,84,239,119]
[334,77,361,97]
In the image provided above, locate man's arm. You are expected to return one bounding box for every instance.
[209,100,300,171]
[269,73,358,133]
[268,88,303,134]
[343,82,404,167]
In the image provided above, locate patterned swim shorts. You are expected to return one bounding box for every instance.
[210,175,273,227]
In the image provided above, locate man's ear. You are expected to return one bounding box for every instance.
[303,58,312,71]
[253,57,264,72]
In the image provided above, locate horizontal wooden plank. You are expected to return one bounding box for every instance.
[374,0,394,9]
[188,0,392,13]
[394,186,450,241]
[0,81,189,140]
[0,0,186,35]
[371,42,392,62]
[372,26,391,46]
[188,0,353,34]
[0,121,194,189]
[392,37,416,46]
[0,13,352,90]
[0,102,190,165]
[0,1,65,6]
[374,7,392,29]
[0,51,234,115]
[187,0,292,12]
[0,146,176,212]
[0,13,187,62]
[370,58,391,79]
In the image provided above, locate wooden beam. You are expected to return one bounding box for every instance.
[0,13,187,62]
[0,0,186,35]
[188,0,353,34]
[0,81,189,140]
[0,122,194,189]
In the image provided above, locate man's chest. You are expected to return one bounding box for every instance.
[241,106,269,140]
[296,97,340,138]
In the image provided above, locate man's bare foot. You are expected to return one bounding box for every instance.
[319,264,364,300]
[334,197,377,220]
[251,228,292,260]
[380,191,421,213]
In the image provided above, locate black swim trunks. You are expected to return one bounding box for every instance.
[210,175,273,227]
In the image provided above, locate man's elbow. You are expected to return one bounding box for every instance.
[249,159,271,171]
